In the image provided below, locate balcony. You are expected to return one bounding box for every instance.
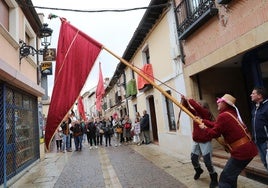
[175,0,218,40]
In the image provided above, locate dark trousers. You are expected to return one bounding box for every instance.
[89,136,97,146]
[120,133,124,143]
[256,141,268,169]
[105,134,111,146]
[97,134,103,145]
[143,130,150,144]
[56,140,62,150]
[74,135,83,151]
[70,133,73,148]
[219,157,252,188]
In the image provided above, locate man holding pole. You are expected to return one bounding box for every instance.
[181,96,218,188]
[198,94,257,187]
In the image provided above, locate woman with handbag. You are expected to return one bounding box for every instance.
[113,114,122,147]
[122,115,132,144]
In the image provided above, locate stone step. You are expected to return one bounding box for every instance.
[212,149,268,184]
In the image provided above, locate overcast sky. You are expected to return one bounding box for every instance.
[32,0,151,96]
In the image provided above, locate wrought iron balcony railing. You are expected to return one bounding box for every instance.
[175,0,218,40]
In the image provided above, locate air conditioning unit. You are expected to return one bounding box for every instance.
[217,0,232,4]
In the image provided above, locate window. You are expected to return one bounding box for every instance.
[0,0,18,42]
[133,104,137,116]
[3,85,39,179]
[25,22,36,49]
[142,47,150,65]
[165,90,176,131]
[0,0,9,30]
[188,0,201,15]
[25,32,31,45]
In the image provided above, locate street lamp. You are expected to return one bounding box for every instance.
[39,23,53,48]
[19,23,53,63]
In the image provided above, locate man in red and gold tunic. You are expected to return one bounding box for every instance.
[199,94,258,188]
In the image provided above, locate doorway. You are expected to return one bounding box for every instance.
[148,95,158,142]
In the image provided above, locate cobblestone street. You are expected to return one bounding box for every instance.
[10,141,268,188]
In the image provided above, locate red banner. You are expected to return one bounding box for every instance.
[78,96,86,121]
[45,18,102,150]
[96,62,105,111]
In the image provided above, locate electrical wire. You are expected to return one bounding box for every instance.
[22,2,171,13]
[21,1,179,95]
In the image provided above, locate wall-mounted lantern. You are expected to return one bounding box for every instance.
[19,23,53,63]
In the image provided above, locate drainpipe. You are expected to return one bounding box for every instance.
[172,0,185,64]
[178,40,185,64]
[36,37,41,85]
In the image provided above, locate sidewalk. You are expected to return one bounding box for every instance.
[10,142,268,188]
[131,144,268,188]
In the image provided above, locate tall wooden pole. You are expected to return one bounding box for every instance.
[103,46,202,124]
[103,46,231,152]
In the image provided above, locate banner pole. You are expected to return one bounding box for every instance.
[103,46,230,152]
[102,46,201,124]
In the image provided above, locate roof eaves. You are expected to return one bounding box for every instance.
[16,0,42,35]
[105,0,170,93]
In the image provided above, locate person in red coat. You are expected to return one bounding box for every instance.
[199,94,258,188]
[181,96,218,188]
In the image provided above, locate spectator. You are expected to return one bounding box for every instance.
[86,117,97,149]
[61,115,72,152]
[140,110,150,144]
[95,117,104,146]
[250,87,268,170]
[122,115,132,144]
[71,120,83,151]
[103,116,113,147]
[113,114,122,147]
[132,117,141,145]
[55,127,63,152]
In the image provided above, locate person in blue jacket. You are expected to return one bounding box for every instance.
[250,86,268,170]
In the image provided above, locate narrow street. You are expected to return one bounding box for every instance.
[10,140,267,188]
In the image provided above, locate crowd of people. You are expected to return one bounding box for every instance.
[53,86,268,188]
[54,110,151,152]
